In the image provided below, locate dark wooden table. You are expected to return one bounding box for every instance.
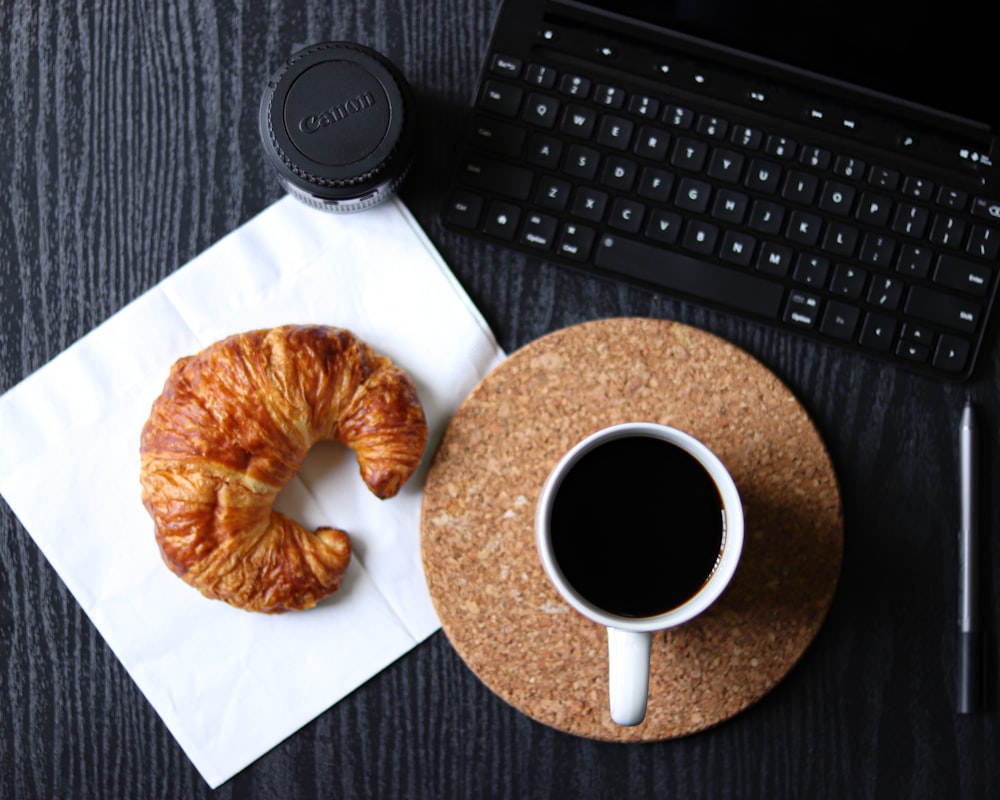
[1,1,996,797]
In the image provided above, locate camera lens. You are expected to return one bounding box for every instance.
[259,42,416,212]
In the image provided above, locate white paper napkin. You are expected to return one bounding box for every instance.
[0,196,506,788]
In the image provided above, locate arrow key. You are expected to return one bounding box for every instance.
[859,312,898,351]
[932,334,971,373]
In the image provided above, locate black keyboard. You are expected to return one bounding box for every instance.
[442,2,1000,381]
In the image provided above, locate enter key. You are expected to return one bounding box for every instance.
[934,253,993,296]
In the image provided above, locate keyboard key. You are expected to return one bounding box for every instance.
[601,156,638,191]
[896,339,930,363]
[572,187,609,221]
[896,244,933,278]
[891,203,930,238]
[609,198,646,233]
[933,253,992,296]
[645,209,682,244]
[561,104,597,137]
[525,63,557,88]
[905,286,981,332]
[525,133,563,168]
[859,313,898,351]
[856,192,892,226]
[557,223,596,260]
[711,189,749,224]
[830,264,867,297]
[793,254,830,286]
[720,231,757,266]
[900,322,934,344]
[833,155,865,179]
[902,175,934,200]
[637,167,674,202]
[821,221,859,257]
[785,210,822,246]
[671,137,709,171]
[970,196,1000,221]
[765,135,796,159]
[818,180,856,215]
[594,235,785,316]
[523,93,560,127]
[682,220,719,254]
[595,84,626,108]
[967,224,1000,260]
[782,170,819,204]
[663,104,694,128]
[565,145,601,179]
[748,200,785,234]
[535,176,572,210]
[868,165,900,190]
[597,115,635,149]
[820,301,861,340]
[707,148,745,182]
[745,159,782,193]
[490,54,522,77]
[731,124,763,149]
[628,94,661,118]
[757,242,793,276]
[858,233,897,268]
[559,73,591,98]
[799,145,831,170]
[867,275,904,309]
[933,334,971,372]
[696,114,729,139]
[937,186,968,210]
[634,126,671,160]
[445,191,483,229]
[521,212,559,249]
[460,156,533,199]
[675,176,712,213]
[483,201,521,239]
[480,80,522,116]
[929,214,966,248]
[784,290,821,328]
[470,115,526,157]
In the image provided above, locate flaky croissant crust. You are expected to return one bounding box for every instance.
[139,325,428,613]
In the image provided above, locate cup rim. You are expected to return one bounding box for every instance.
[534,422,744,633]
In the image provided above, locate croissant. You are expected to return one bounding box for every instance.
[139,325,428,613]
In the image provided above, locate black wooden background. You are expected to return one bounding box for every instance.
[1,1,997,797]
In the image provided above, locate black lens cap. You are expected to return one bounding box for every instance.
[260,42,416,212]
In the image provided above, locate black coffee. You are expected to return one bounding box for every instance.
[550,435,724,617]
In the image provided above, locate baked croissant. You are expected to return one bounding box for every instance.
[139,325,428,613]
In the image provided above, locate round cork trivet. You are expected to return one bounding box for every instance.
[420,317,843,741]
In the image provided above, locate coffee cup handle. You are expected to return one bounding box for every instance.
[607,627,652,726]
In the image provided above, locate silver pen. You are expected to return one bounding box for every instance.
[957,398,981,713]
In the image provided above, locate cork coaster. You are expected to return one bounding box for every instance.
[420,318,843,741]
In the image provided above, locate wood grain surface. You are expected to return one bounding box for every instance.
[1,1,997,798]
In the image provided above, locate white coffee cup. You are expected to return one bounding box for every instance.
[535,422,744,726]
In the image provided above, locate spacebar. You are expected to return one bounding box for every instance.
[595,235,785,318]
